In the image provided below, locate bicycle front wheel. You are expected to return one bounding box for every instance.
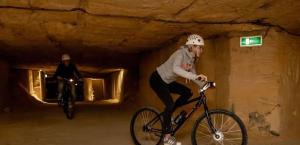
[66,96,74,119]
[130,107,163,145]
[192,109,247,145]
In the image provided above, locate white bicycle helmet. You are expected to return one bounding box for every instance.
[186,34,204,46]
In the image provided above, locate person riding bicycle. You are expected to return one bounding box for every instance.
[54,54,82,104]
[149,34,207,145]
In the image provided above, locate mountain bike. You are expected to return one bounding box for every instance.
[130,82,248,145]
[59,78,77,119]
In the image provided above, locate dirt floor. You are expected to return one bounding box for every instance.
[0,104,299,145]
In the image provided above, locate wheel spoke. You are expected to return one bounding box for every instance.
[221,114,224,130]
[142,111,147,125]
[222,130,241,134]
[217,140,224,145]
[227,122,237,132]
[224,138,242,145]
[132,109,163,145]
[197,130,211,137]
[213,114,216,128]
[202,138,215,145]
[193,111,246,145]
[224,137,242,141]
[220,117,230,130]
[199,122,211,132]
[144,112,149,125]
[146,111,149,124]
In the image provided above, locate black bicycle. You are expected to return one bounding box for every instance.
[130,82,248,145]
[59,78,77,119]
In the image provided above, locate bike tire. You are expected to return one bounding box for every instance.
[192,109,248,145]
[130,107,163,145]
[63,95,74,120]
[67,96,74,119]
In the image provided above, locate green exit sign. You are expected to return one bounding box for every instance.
[240,36,262,47]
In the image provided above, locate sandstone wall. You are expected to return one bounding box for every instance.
[278,30,300,136]
[227,28,300,136]
[0,59,10,111]
[227,29,282,135]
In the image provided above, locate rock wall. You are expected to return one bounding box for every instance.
[227,29,283,135]
[2,0,300,64]
[214,36,231,109]
[0,59,10,111]
[278,30,300,137]
[227,28,300,136]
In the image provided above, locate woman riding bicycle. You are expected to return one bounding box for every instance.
[149,34,207,145]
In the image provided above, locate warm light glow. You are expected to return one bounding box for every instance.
[28,70,54,104]
[88,86,95,101]
[110,69,126,103]
[99,99,120,104]
[27,69,127,105]
[116,69,125,102]
[85,69,126,104]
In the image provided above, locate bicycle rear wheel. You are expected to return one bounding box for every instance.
[130,107,163,145]
[192,109,247,145]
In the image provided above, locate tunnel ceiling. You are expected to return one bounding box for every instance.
[0,0,300,65]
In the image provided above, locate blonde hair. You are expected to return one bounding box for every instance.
[184,45,198,63]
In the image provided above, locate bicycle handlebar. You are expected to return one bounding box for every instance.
[58,78,82,83]
[199,81,216,93]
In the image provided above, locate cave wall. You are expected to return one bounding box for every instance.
[0,59,10,111]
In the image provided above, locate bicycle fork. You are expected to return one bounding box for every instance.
[203,97,217,135]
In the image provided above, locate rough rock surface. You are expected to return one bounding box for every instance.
[0,0,299,63]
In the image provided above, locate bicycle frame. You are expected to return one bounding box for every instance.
[61,78,77,112]
[62,80,72,102]
[145,92,217,135]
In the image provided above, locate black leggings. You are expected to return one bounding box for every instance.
[149,71,193,133]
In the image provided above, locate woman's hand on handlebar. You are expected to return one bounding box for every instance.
[196,74,207,82]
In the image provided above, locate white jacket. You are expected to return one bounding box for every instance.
[156,45,205,87]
